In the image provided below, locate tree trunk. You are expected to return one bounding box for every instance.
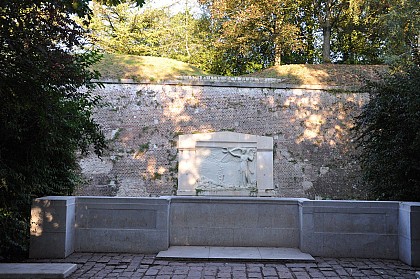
[185,0,191,59]
[274,43,282,65]
[417,31,420,56]
[322,0,332,63]
[322,25,332,63]
[273,17,282,66]
[306,22,315,63]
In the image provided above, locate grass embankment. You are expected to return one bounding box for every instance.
[93,53,389,86]
[92,53,207,81]
[246,64,389,86]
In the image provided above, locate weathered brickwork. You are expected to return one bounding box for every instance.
[76,77,368,199]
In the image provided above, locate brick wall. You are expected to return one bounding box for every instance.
[76,77,368,199]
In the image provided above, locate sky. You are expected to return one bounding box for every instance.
[144,0,202,15]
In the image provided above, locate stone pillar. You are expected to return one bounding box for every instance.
[399,202,420,267]
[256,135,274,196]
[29,196,75,258]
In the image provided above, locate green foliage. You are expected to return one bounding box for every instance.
[82,0,419,75]
[380,0,420,66]
[151,172,162,180]
[0,0,110,259]
[138,143,150,153]
[199,0,304,74]
[84,1,214,71]
[354,58,420,201]
[197,0,418,71]
[331,0,386,64]
[86,2,161,55]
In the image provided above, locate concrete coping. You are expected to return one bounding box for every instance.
[75,195,167,200]
[91,77,361,91]
[33,196,75,207]
[302,200,401,206]
[34,196,75,201]
[177,131,273,150]
[400,202,420,211]
[0,263,77,278]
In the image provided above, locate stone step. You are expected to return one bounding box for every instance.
[0,263,77,279]
[157,246,315,262]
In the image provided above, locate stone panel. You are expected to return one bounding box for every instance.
[169,196,303,248]
[85,209,156,229]
[74,197,170,253]
[300,200,399,259]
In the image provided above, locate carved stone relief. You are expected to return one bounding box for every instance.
[195,147,257,191]
[177,132,273,196]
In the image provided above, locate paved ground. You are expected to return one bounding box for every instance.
[29,253,419,279]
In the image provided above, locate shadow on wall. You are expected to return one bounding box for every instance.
[280,90,367,199]
[75,79,368,199]
[29,197,75,258]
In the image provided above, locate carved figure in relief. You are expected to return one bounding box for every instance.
[222,147,256,187]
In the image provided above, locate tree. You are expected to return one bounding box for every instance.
[86,1,163,55]
[0,0,143,259]
[310,0,366,63]
[197,0,417,67]
[380,0,420,66]
[330,0,385,64]
[154,5,215,66]
[313,0,419,64]
[199,0,303,74]
[354,57,420,201]
[292,0,320,63]
[84,1,213,69]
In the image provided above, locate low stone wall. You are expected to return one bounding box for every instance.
[300,200,399,258]
[29,196,420,267]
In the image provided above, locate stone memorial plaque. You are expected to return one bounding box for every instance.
[177,132,273,196]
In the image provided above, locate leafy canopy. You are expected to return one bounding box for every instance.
[82,0,419,75]
[0,0,142,259]
[354,57,420,201]
[83,0,214,71]
[199,0,303,74]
